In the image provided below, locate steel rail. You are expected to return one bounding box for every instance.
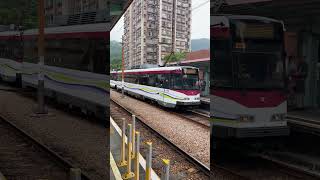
[111,99,211,177]
[256,154,320,179]
[0,115,92,180]
[170,110,210,128]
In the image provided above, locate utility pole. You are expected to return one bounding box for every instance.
[171,0,176,54]
[121,38,125,98]
[36,0,47,114]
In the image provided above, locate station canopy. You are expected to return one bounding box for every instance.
[110,0,133,30]
[217,0,320,31]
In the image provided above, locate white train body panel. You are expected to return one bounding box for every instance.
[0,58,21,82]
[111,80,200,108]
[22,62,109,107]
[211,95,287,128]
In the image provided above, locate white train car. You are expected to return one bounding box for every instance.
[0,31,23,82]
[211,14,289,138]
[111,66,201,108]
[0,24,109,123]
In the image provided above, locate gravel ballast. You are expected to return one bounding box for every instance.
[111,90,210,167]
[0,91,107,180]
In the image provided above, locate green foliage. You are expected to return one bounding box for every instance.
[163,51,187,64]
[110,58,122,70]
[0,0,38,29]
[110,40,122,70]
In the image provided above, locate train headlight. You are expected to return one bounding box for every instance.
[271,113,286,121]
[238,115,255,122]
[195,97,200,100]
[183,97,190,100]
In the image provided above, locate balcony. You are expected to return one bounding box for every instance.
[48,9,109,26]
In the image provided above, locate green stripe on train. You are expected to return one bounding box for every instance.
[125,84,184,101]
[1,63,109,90]
[210,118,239,124]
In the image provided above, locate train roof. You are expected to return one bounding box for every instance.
[211,14,282,23]
[111,66,198,73]
[24,23,110,35]
[0,31,20,36]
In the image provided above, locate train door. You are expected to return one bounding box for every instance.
[302,34,319,108]
[317,39,320,108]
[158,74,169,105]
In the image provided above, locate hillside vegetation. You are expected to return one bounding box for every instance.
[0,0,38,29]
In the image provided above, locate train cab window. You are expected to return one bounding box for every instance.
[171,73,199,90]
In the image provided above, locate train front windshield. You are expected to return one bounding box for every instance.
[171,69,199,90]
[212,18,285,90]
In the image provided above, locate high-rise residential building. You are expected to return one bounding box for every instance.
[45,0,108,26]
[123,0,192,69]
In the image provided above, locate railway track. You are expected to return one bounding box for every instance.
[110,99,211,179]
[257,153,320,179]
[171,110,210,128]
[211,138,320,180]
[110,88,210,128]
[287,115,320,136]
[0,115,91,180]
[111,98,253,179]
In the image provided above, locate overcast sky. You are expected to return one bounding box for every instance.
[111,0,210,42]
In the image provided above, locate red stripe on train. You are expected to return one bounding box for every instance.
[112,70,182,75]
[211,89,286,108]
[22,31,110,40]
[0,32,110,40]
[211,27,230,38]
[174,90,200,96]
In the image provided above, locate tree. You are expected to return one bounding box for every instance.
[110,58,122,71]
[163,51,187,66]
[0,0,38,29]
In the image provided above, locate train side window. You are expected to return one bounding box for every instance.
[92,40,108,74]
[24,38,38,63]
[157,74,169,89]
[148,74,157,87]
[124,74,129,83]
[139,74,149,85]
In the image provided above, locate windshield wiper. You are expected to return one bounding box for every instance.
[212,22,225,27]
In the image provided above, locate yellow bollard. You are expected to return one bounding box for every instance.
[69,168,81,180]
[161,159,170,180]
[134,131,140,180]
[145,142,152,180]
[122,124,135,179]
[131,115,136,159]
[118,118,127,167]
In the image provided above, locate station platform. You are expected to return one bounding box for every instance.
[287,109,320,135]
[110,117,160,180]
[200,96,210,105]
[288,109,320,122]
